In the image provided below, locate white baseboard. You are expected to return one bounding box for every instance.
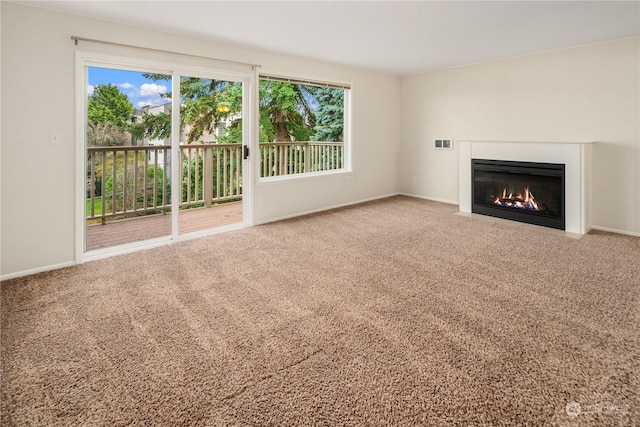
[254,193,402,225]
[6,195,402,280]
[398,192,459,206]
[590,225,640,238]
[5,198,635,281]
[3,223,251,281]
[1,260,76,282]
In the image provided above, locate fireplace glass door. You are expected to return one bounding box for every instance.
[472,159,565,230]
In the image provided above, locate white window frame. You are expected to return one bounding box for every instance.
[256,72,352,184]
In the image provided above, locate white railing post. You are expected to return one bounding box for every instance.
[204,146,213,207]
[303,143,310,173]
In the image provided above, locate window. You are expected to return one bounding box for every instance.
[258,74,350,178]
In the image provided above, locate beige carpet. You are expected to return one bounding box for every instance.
[2,196,639,426]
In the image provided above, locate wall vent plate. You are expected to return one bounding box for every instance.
[434,139,453,150]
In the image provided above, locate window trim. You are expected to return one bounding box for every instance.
[259,73,351,90]
[256,73,352,183]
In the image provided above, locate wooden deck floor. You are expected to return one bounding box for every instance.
[86,202,243,251]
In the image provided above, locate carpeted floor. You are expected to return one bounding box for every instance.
[1,196,639,426]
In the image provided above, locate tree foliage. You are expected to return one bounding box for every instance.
[87,122,128,147]
[129,111,171,142]
[87,84,134,147]
[259,81,316,142]
[134,74,241,143]
[180,77,239,142]
[104,162,169,212]
[311,87,344,142]
[88,84,134,127]
[132,76,344,144]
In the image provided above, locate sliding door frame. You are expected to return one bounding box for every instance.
[75,51,256,264]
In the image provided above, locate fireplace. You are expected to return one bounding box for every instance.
[459,141,592,235]
[472,159,565,230]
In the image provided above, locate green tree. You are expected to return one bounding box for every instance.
[88,84,134,127]
[311,87,344,142]
[259,81,315,142]
[217,83,244,143]
[129,109,171,142]
[134,74,240,143]
[180,77,240,142]
[87,84,134,147]
[132,76,322,145]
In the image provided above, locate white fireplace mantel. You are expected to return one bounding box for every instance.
[459,141,593,235]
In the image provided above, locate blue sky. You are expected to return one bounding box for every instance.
[88,67,171,110]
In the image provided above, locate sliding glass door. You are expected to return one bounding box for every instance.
[177,74,244,235]
[85,66,173,251]
[79,56,251,256]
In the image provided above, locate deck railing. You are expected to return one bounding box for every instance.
[87,141,343,222]
[259,141,343,177]
[180,143,243,209]
[87,145,172,224]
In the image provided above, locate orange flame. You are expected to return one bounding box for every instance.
[493,186,541,211]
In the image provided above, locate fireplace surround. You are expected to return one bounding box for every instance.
[459,141,592,235]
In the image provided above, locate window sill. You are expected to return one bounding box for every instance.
[256,169,353,186]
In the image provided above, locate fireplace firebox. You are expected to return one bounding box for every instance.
[472,159,565,230]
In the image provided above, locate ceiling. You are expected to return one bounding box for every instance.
[17,1,640,75]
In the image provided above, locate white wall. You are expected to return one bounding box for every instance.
[0,3,400,278]
[3,3,638,279]
[400,37,640,235]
